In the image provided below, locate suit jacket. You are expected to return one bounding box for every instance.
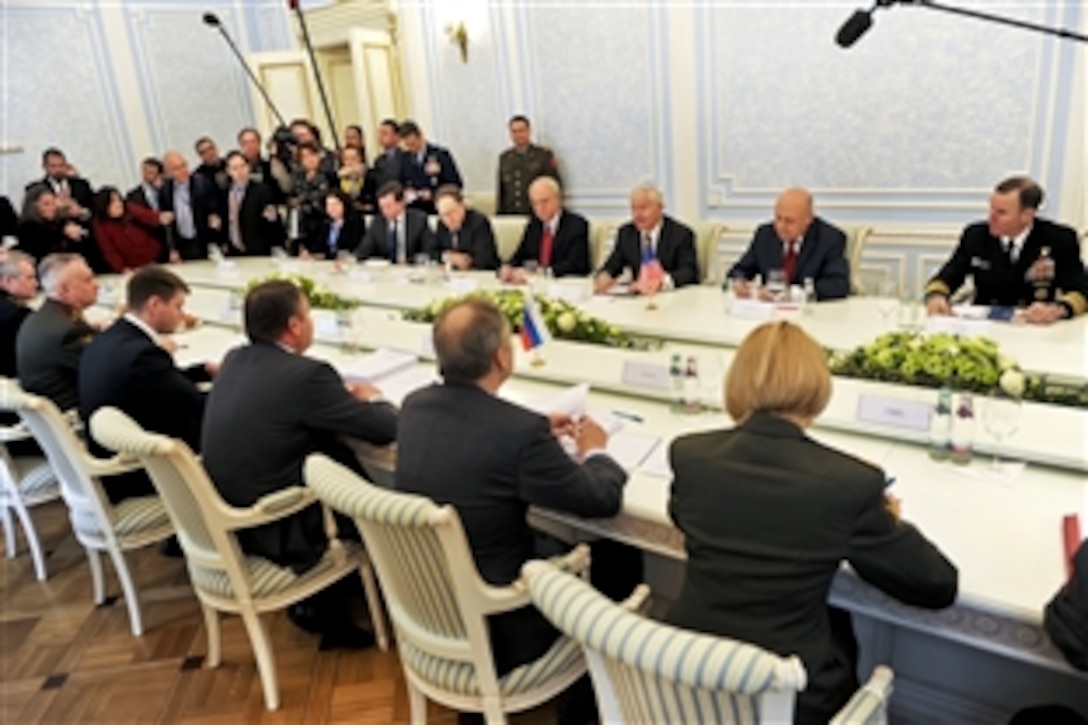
[80,318,210,456]
[403,144,462,214]
[0,293,30,378]
[600,216,699,288]
[729,217,851,300]
[27,176,95,214]
[509,210,590,277]
[396,382,626,674]
[16,298,97,411]
[221,182,285,256]
[15,218,85,262]
[1045,540,1088,671]
[666,412,957,720]
[125,184,160,211]
[926,218,1087,316]
[370,148,407,189]
[303,214,366,258]
[432,209,500,270]
[160,175,221,259]
[354,208,434,262]
[0,196,17,238]
[201,342,397,572]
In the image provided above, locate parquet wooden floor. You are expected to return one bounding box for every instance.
[0,500,556,723]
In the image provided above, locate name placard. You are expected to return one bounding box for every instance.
[446,278,479,294]
[621,360,671,391]
[348,269,373,284]
[549,282,590,303]
[730,298,776,320]
[311,310,339,338]
[856,394,932,432]
[926,315,993,338]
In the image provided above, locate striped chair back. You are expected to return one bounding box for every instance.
[304,454,509,695]
[523,560,809,724]
[0,380,117,546]
[89,407,261,604]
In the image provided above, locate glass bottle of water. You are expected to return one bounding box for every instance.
[949,391,975,465]
[928,387,952,461]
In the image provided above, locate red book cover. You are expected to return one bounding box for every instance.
[1063,514,1081,583]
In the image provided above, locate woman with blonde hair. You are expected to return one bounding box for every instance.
[666,320,958,724]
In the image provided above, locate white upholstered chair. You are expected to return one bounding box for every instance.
[89,407,389,711]
[523,561,895,725]
[0,419,60,581]
[304,453,589,725]
[0,380,171,635]
[490,216,529,263]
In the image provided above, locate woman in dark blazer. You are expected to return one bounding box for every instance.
[666,320,958,724]
[299,190,365,259]
[16,186,86,262]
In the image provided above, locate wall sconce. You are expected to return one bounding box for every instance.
[446,21,468,63]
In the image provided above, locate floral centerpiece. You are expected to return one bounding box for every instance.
[403,289,661,351]
[245,273,360,311]
[828,331,1088,408]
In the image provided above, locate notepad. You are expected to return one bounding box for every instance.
[527,384,622,434]
[638,442,673,478]
[606,431,661,470]
[377,367,439,406]
[340,348,418,384]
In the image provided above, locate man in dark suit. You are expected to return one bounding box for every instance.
[502,176,590,282]
[396,298,628,678]
[25,148,94,225]
[368,119,406,191]
[0,196,17,239]
[354,181,434,263]
[16,254,99,411]
[160,151,222,262]
[194,136,227,192]
[398,120,462,215]
[0,252,40,456]
[202,279,397,646]
[80,267,215,503]
[729,188,851,300]
[431,186,499,270]
[125,157,164,212]
[221,151,284,257]
[595,183,698,293]
[926,176,1087,323]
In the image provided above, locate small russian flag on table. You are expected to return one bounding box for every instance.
[521,293,550,360]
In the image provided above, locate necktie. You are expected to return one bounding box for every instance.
[783,239,798,284]
[388,221,398,262]
[641,232,655,261]
[175,182,195,239]
[228,186,244,250]
[540,224,554,268]
[1004,238,1016,265]
[328,222,341,256]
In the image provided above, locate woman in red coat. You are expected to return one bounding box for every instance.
[91,187,171,272]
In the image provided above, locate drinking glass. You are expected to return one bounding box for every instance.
[874,280,900,326]
[982,390,1022,471]
[524,260,539,278]
[335,250,355,274]
[765,268,786,301]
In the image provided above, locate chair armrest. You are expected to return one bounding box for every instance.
[548,542,590,577]
[830,665,893,725]
[0,422,32,443]
[620,583,652,615]
[83,452,143,477]
[476,544,591,616]
[215,486,317,532]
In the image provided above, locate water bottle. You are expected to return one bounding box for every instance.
[949,391,975,465]
[803,277,816,313]
[669,354,684,412]
[682,356,701,414]
[928,387,952,461]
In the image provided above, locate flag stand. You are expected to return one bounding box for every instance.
[530,348,546,367]
[645,290,658,311]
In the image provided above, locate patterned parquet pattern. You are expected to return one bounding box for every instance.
[0,500,554,723]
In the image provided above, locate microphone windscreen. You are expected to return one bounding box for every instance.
[202,12,221,27]
[835,10,873,48]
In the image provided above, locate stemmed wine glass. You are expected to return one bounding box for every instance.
[982,389,1022,471]
[874,279,900,326]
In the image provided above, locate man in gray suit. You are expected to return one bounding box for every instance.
[396,298,629,678]
[16,253,99,411]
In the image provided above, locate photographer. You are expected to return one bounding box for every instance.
[288,143,333,255]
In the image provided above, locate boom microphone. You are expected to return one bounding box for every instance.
[203,10,287,126]
[835,9,874,48]
[201,12,220,28]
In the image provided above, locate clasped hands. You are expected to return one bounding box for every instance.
[548,412,608,458]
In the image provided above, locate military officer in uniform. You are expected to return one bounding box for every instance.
[496,115,560,216]
[398,120,462,215]
[925,176,1087,324]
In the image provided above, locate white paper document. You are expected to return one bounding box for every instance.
[606,431,661,470]
[340,348,419,384]
[527,384,622,434]
[376,366,439,406]
[638,442,673,478]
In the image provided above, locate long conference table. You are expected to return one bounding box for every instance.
[100,259,1088,720]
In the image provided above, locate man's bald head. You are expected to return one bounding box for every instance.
[773,187,815,243]
[162,151,190,182]
[433,299,511,385]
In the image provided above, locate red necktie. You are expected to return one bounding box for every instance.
[783,239,797,284]
[539,225,554,268]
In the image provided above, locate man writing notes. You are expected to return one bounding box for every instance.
[729,187,851,301]
[432,186,500,271]
[594,183,698,294]
[396,298,628,684]
[500,176,590,283]
[925,176,1087,323]
[202,280,397,648]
